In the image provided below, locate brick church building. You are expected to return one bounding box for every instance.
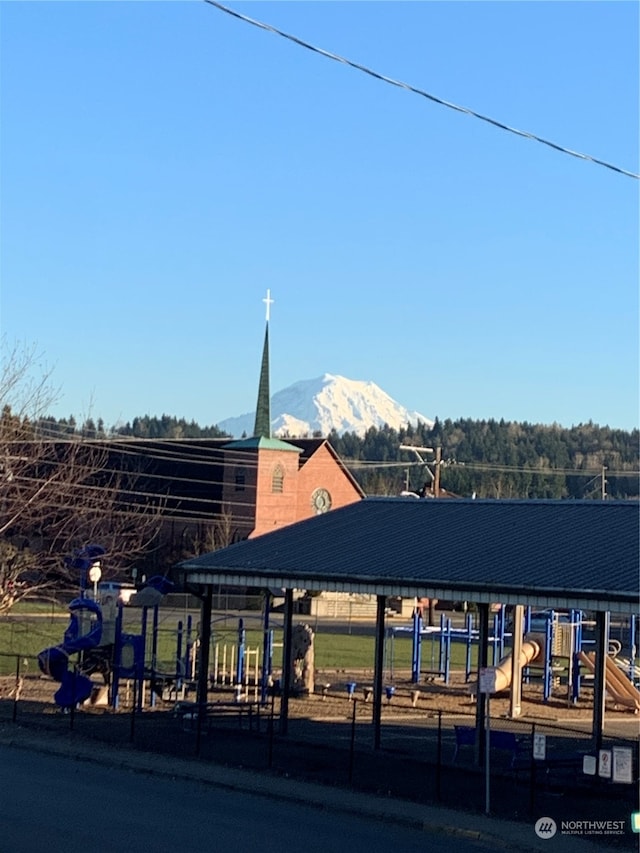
[219,311,364,539]
[105,297,364,567]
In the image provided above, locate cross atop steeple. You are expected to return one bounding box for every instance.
[263,288,274,323]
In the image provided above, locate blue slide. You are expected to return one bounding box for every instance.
[38,598,103,708]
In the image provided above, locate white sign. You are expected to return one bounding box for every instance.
[533,733,546,760]
[88,563,102,583]
[583,755,597,776]
[479,667,497,694]
[598,749,612,779]
[612,747,633,784]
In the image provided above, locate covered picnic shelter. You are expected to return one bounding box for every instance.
[177,497,639,753]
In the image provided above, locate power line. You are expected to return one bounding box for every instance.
[6,436,638,481]
[204,1,639,181]
[346,458,639,478]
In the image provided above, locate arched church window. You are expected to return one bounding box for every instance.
[272,464,284,493]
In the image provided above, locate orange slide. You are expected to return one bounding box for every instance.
[578,651,640,713]
[492,640,541,692]
[470,640,541,694]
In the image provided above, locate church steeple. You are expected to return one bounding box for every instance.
[252,289,274,438]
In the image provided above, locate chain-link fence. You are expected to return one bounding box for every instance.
[2,593,638,848]
[1,650,637,839]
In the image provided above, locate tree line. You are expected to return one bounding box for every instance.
[327,418,639,500]
[38,412,640,500]
[37,413,228,440]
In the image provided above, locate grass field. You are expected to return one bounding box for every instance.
[0,610,478,678]
[9,600,71,616]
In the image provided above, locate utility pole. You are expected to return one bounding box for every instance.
[601,466,607,500]
[433,446,442,498]
[399,445,434,494]
[399,444,444,497]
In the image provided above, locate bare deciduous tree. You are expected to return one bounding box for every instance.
[0,340,163,612]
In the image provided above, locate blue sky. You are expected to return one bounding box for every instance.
[1,1,638,431]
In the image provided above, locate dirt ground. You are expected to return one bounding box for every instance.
[3,665,637,733]
[304,667,637,729]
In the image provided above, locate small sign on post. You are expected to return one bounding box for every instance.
[479,667,497,694]
[533,732,546,761]
[598,749,612,779]
[478,666,497,817]
[88,562,102,601]
[612,747,633,784]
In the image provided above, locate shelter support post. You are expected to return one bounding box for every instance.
[373,595,386,750]
[260,591,272,705]
[475,602,489,766]
[592,610,609,750]
[280,588,294,735]
[196,585,213,708]
[509,605,524,718]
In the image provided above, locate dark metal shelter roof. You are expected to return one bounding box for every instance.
[178,498,639,613]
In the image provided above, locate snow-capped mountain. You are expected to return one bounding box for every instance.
[217,374,432,438]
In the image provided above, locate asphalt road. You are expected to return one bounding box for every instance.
[0,746,500,853]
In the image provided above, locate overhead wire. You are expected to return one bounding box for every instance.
[5,472,260,525]
[6,436,638,485]
[349,458,639,478]
[4,431,637,528]
[20,431,638,471]
[204,0,639,180]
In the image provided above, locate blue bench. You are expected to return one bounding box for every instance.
[453,725,528,767]
[452,725,476,762]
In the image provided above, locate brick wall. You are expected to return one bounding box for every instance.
[250,447,302,537]
[295,442,362,522]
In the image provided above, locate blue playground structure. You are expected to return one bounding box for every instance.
[387,608,508,686]
[208,609,278,705]
[37,547,183,711]
[36,548,274,714]
[387,605,639,710]
[37,597,103,707]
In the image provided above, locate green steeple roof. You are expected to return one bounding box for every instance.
[222,435,302,452]
[224,292,302,455]
[253,323,271,438]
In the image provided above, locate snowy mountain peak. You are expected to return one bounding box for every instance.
[217,375,432,438]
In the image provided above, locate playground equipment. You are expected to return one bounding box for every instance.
[210,637,261,701]
[476,639,542,694]
[391,605,640,709]
[577,651,640,713]
[116,607,271,708]
[388,609,508,685]
[466,608,640,709]
[37,552,186,710]
[37,597,103,707]
[63,544,106,597]
[477,608,582,702]
[617,613,640,685]
[206,609,279,704]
